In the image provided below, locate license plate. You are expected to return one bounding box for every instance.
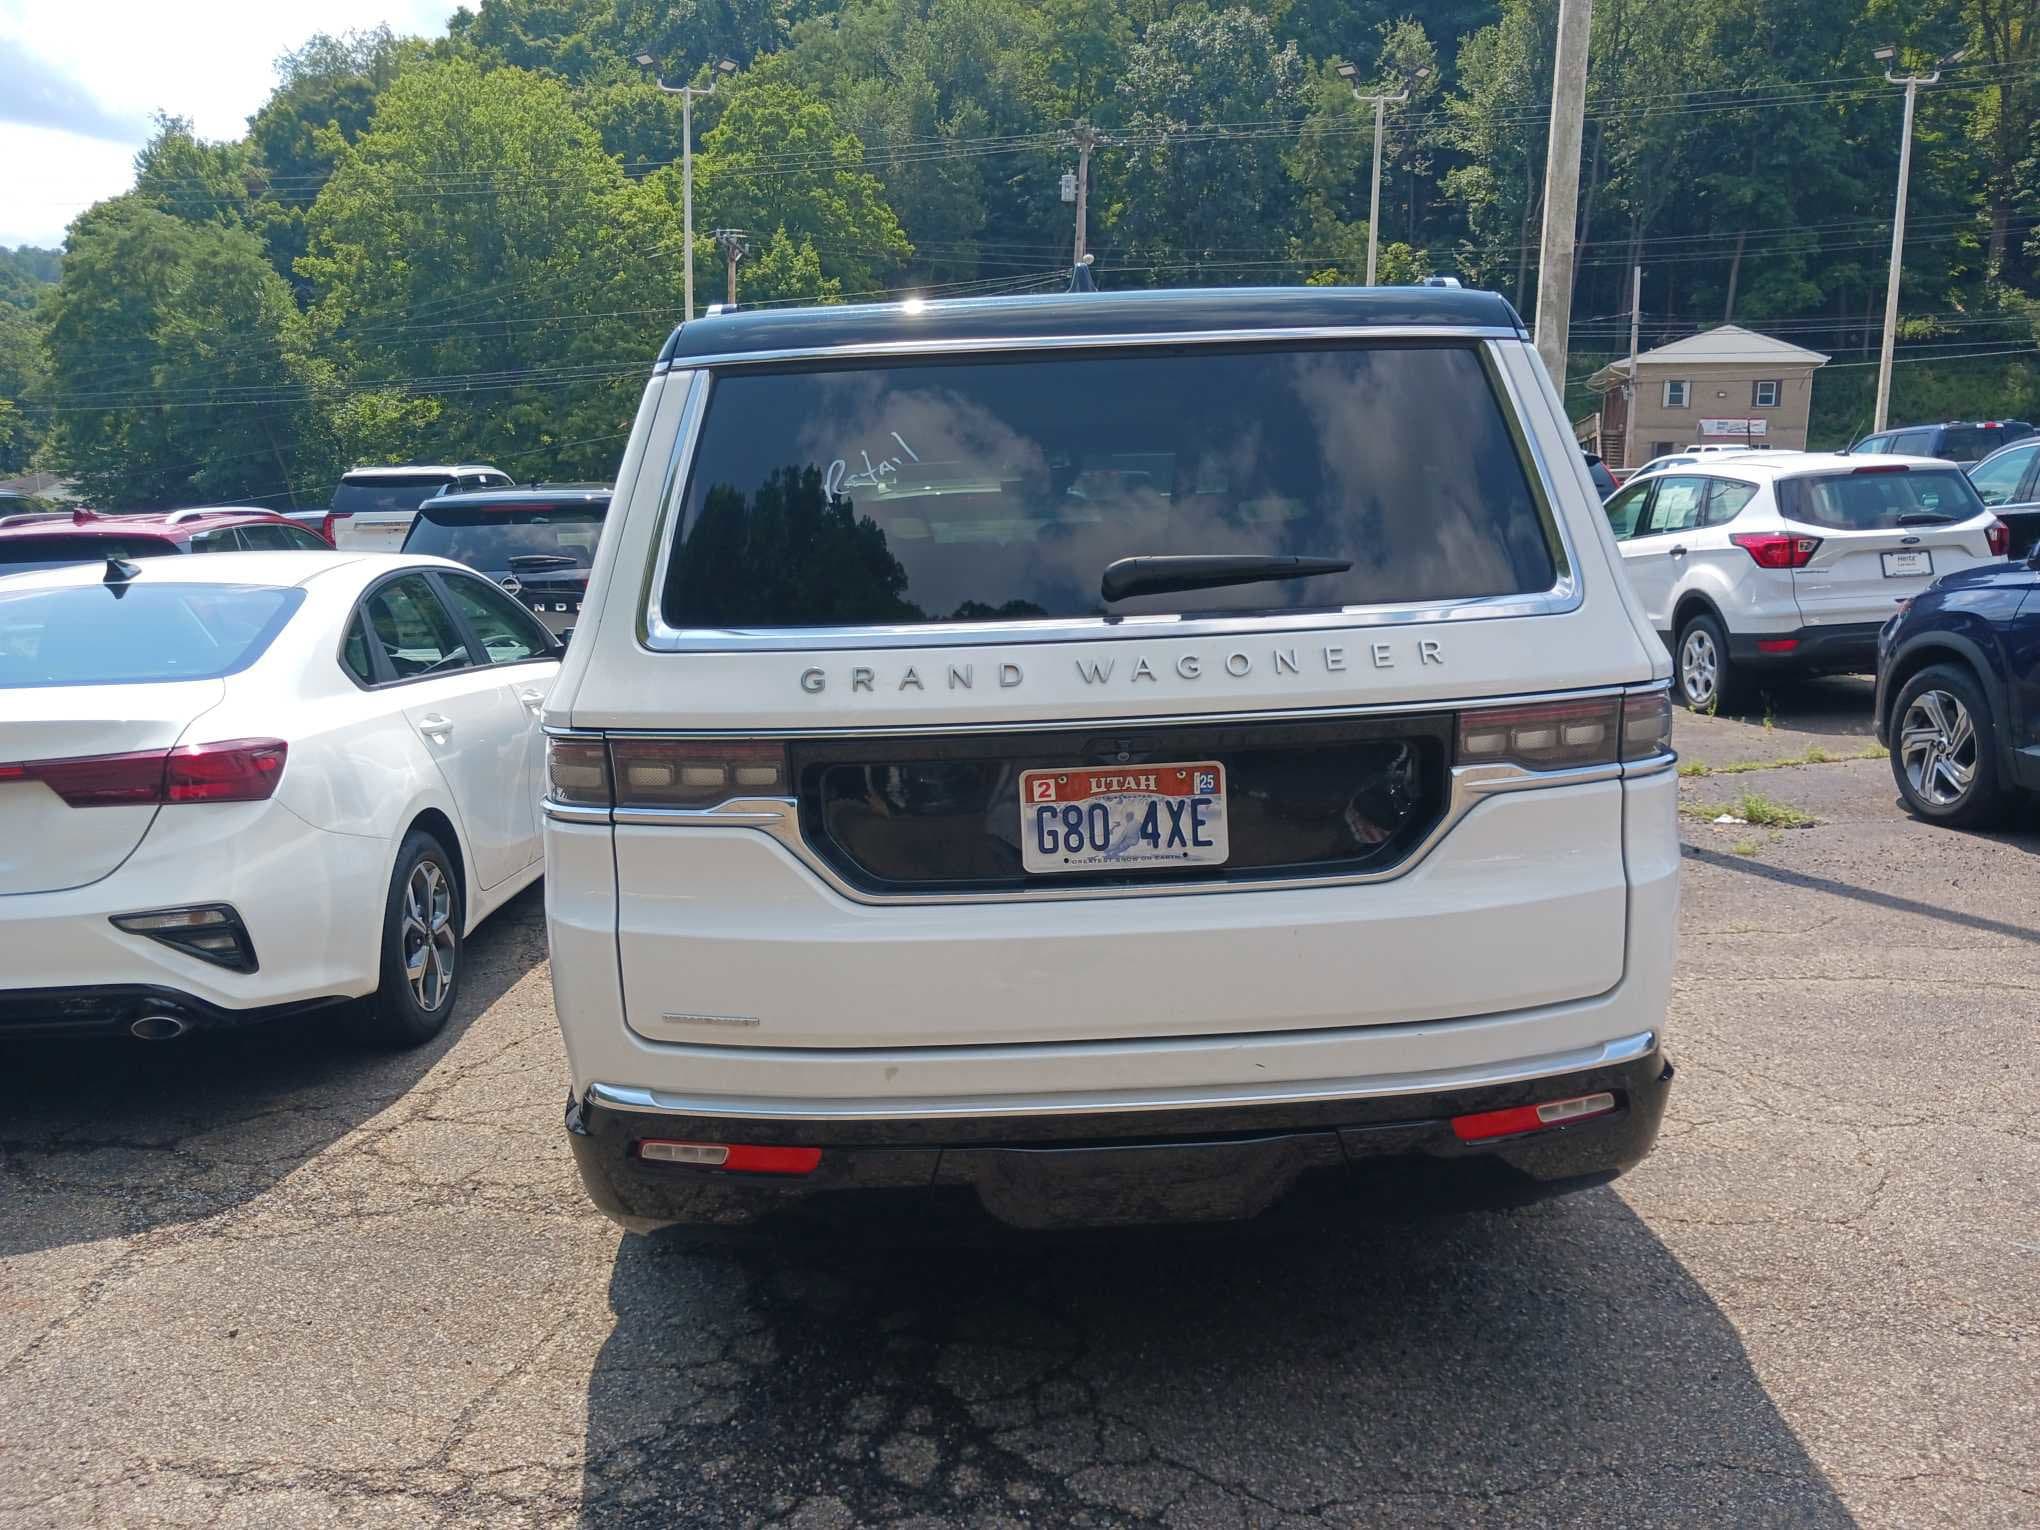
[1019,761,1228,875]
[1882,550,1932,578]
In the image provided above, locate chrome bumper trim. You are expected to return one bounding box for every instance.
[583,1029,1659,1122]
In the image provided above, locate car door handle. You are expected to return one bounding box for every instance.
[1667,545,1688,558]
[418,713,455,741]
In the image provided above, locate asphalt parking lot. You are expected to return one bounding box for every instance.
[3,675,2036,1529]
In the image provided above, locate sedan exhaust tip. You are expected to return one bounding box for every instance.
[130,1013,191,1041]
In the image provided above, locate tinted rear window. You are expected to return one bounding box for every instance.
[0,583,303,688]
[331,476,456,515]
[0,536,179,570]
[403,503,605,570]
[1777,468,1985,531]
[660,345,1556,629]
[1937,426,2022,461]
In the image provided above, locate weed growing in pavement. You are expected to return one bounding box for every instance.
[1678,791,1817,828]
[1677,744,1881,779]
[1731,839,1761,856]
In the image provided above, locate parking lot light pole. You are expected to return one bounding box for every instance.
[637,54,737,322]
[1872,45,1966,433]
[1337,62,1430,286]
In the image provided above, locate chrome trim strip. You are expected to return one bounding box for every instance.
[1622,752,1677,778]
[544,800,614,825]
[602,757,1624,905]
[583,1030,1659,1121]
[654,324,1522,373]
[635,337,1584,654]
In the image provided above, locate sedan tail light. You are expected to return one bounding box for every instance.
[0,739,286,807]
[1986,518,2010,557]
[1730,531,1821,569]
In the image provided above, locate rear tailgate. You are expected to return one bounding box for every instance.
[1783,464,1998,627]
[330,512,419,552]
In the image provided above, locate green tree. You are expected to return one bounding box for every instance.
[39,200,309,506]
[1113,6,1309,284]
[690,79,912,299]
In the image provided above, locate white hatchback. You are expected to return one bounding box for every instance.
[542,286,1683,1233]
[1601,454,2008,710]
[0,552,559,1044]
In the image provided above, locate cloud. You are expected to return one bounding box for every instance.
[0,39,147,143]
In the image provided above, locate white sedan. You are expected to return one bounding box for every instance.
[0,551,558,1045]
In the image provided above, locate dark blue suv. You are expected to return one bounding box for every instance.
[1875,559,2040,825]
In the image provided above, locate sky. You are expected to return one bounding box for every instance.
[0,0,462,248]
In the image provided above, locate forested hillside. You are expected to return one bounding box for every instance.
[6,0,2038,506]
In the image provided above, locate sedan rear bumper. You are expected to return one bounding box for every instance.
[0,983,352,1040]
[566,1045,1673,1234]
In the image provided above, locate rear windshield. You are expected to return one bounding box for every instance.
[1937,425,2023,461]
[403,503,605,570]
[0,536,179,571]
[1777,468,1986,531]
[659,345,1557,628]
[0,583,303,688]
[331,476,456,515]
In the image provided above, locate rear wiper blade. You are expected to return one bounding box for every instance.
[1101,554,1353,603]
[507,553,579,569]
[1896,511,1954,525]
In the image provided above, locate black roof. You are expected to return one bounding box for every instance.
[656,286,1524,366]
[421,486,611,509]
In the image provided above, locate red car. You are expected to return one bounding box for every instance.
[0,507,333,577]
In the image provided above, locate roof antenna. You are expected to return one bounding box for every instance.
[103,555,142,595]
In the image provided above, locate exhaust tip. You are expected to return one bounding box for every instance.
[130,1014,191,1041]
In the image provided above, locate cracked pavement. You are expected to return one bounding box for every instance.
[3,676,2036,1528]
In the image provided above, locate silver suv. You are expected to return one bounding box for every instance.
[541,287,1680,1233]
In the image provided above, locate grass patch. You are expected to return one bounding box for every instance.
[1731,838,1762,857]
[1677,743,1882,779]
[1680,790,1817,828]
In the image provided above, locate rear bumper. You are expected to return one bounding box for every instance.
[1726,621,1883,672]
[0,983,349,1040]
[566,1044,1674,1233]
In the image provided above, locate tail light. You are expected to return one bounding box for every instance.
[1459,689,1670,771]
[319,511,349,543]
[1730,531,1821,569]
[1619,687,1673,759]
[1851,463,1910,475]
[1,739,286,807]
[110,904,258,972]
[548,734,791,810]
[1986,518,2009,557]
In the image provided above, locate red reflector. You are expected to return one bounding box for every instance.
[164,739,288,803]
[1452,1092,1617,1142]
[1755,638,1800,654]
[638,1139,821,1175]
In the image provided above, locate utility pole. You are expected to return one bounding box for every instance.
[1871,45,1966,432]
[638,54,737,322]
[1066,124,1111,265]
[713,228,748,307]
[1532,0,1592,389]
[1336,61,1432,286]
[1624,263,1641,471]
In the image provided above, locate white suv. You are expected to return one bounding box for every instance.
[1602,454,2007,711]
[541,287,1680,1233]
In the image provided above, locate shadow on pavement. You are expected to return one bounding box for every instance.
[1706,673,1878,738]
[0,884,547,1260]
[1684,840,2040,933]
[579,1189,1855,1526]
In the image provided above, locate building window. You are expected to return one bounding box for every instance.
[1753,380,1780,408]
[1663,379,1690,409]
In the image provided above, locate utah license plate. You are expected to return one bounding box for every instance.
[1882,550,1932,578]
[1019,761,1228,875]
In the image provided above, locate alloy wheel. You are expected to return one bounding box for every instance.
[401,860,457,1011]
[1898,690,1977,808]
[1679,627,1719,708]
